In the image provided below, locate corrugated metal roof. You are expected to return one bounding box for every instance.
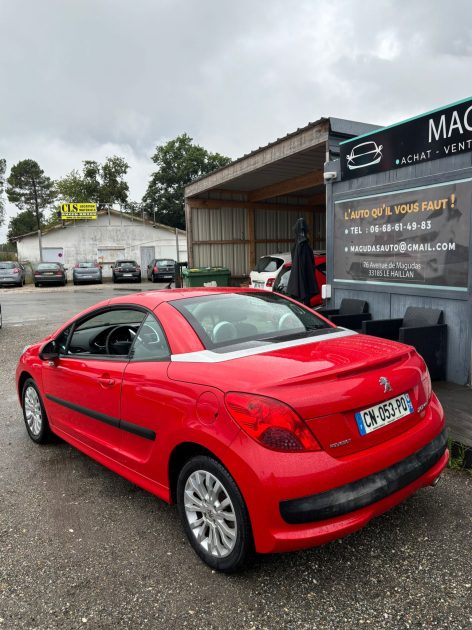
[11,209,185,241]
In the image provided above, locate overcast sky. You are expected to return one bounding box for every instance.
[1,0,472,240]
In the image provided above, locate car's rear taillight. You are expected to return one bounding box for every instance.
[55,271,62,276]
[13,268,20,273]
[153,265,159,272]
[225,392,321,452]
[422,369,432,403]
[266,278,275,288]
[74,264,79,268]
[136,266,141,271]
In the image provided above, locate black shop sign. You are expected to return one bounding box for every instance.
[340,97,472,181]
[334,180,472,290]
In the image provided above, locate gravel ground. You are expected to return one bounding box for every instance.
[0,293,471,630]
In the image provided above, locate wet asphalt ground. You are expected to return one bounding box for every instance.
[0,286,472,630]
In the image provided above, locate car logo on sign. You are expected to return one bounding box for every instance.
[379,376,392,393]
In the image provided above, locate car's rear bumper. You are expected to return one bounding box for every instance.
[73,274,101,282]
[0,277,21,284]
[35,276,65,283]
[154,273,175,280]
[224,393,447,553]
[280,429,447,524]
[114,272,141,280]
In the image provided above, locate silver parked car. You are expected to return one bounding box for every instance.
[0,261,26,287]
[72,261,103,285]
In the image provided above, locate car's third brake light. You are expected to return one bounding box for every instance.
[266,278,275,288]
[225,392,320,452]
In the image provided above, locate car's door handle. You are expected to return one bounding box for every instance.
[98,374,115,388]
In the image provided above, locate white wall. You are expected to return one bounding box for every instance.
[17,214,187,278]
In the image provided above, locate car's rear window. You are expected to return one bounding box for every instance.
[255,256,285,273]
[37,263,60,270]
[0,262,16,269]
[171,292,332,352]
[77,262,97,268]
[117,261,137,267]
[156,259,175,266]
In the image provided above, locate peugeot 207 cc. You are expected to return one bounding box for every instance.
[16,288,448,572]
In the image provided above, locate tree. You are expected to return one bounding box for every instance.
[7,209,39,242]
[143,134,232,229]
[0,159,6,228]
[6,159,55,233]
[55,156,130,208]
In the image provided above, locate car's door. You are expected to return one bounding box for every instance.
[41,307,146,462]
[119,313,175,483]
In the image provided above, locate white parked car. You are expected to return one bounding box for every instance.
[249,252,291,290]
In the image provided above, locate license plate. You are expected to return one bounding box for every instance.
[253,281,264,288]
[123,273,133,277]
[355,393,414,436]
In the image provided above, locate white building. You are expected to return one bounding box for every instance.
[14,209,187,278]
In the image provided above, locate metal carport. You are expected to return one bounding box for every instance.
[184,117,379,280]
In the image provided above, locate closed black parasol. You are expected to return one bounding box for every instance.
[286,217,318,306]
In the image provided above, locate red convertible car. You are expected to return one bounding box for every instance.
[16,288,448,572]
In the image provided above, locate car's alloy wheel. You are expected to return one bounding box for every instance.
[177,456,252,572]
[22,379,52,444]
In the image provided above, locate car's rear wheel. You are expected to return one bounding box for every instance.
[21,378,52,444]
[177,456,252,572]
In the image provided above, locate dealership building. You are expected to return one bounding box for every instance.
[14,209,187,277]
[186,98,472,399]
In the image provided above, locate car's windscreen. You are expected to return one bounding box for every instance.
[0,262,16,269]
[77,262,96,268]
[37,263,60,270]
[255,256,285,273]
[171,292,333,352]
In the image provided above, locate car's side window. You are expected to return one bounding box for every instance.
[130,314,170,361]
[65,308,146,358]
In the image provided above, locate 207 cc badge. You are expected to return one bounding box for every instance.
[379,376,392,393]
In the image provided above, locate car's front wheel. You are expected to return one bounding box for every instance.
[177,455,253,572]
[21,378,52,444]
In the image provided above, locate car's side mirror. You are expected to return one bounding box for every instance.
[39,340,60,362]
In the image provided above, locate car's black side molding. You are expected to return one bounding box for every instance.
[45,394,156,441]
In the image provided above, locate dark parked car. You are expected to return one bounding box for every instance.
[73,262,103,285]
[112,260,141,283]
[34,263,67,287]
[0,261,26,287]
[147,258,176,282]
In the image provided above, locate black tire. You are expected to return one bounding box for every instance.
[73,280,77,286]
[177,455,253,572]
[35,283,40,287]
[21,378,53,444]
[113,275,117,283]
[152,275,157,283]
[137,277,142,283]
